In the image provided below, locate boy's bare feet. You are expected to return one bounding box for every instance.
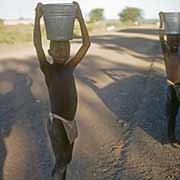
[52,167,67,180]
[169,136,180,148]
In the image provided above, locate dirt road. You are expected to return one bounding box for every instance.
[0,26,179,180]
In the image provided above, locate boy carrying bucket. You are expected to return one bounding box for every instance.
[159,12,180,145]
[33,2,90,179]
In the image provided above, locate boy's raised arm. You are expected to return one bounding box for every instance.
[33,3,49,71]
[67,2,91,68]
[159,12,169,57]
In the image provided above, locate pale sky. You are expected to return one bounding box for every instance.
[0,0,179,19]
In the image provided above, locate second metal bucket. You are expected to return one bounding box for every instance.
[42,3,77,41]
[163,12,180,34]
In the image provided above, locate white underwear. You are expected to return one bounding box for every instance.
[167,79,175,86]
[49,113,78,144]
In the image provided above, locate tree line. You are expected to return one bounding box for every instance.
[0,7,143,26]
[89,7,143,23]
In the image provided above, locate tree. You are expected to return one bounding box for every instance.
[89,8,104,22]
[119,7,143,23]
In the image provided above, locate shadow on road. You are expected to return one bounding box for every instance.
[0,58,52,180]
[73,28,161,60]
[118,28,159,36]
[0,68,34,179]
[76,54,167,146]
[91,35,160,57]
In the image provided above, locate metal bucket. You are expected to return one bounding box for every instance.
[42,3,77,41]
[163,12,180,34]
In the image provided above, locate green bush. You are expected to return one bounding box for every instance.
[0,24,33,44]
[119,7,143,23]
[0,24,49,44]
[89,8,104,22]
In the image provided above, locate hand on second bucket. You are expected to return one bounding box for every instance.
[35,3,43,19]
[73,2,83,20]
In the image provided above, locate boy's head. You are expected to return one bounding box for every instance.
[48,41,70,64]
[167,35,180,53]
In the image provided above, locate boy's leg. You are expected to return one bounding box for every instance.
[47,118,74,180]
[166,85,179,142]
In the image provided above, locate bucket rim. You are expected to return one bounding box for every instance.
[42,3,76,7]
[162,12,180,15]
[43,14,76,17]
[165,33,180,35]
